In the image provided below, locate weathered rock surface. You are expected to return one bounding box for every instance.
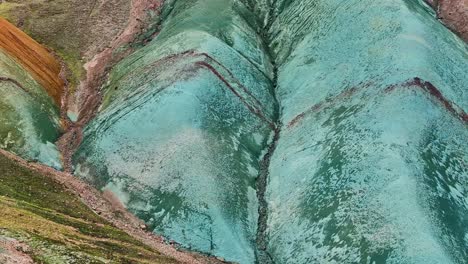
[0,18,62,168]
[74,1,276,262]
[0,0,132,83]
[0,0,467,263]
[0,9,223,264]
[76,0,468,263]
[426,0,468,41]
[257,0,468,263]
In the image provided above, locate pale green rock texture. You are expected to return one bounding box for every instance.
[0,50,61,169]
[74,1,276,263]
[258,0,468,263]
[73,0,468,263]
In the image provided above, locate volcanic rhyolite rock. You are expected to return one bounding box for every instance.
[0,0,164,120]
[73,0,468,263]
[0,9,221,264]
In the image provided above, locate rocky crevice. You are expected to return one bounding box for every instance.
[250,2,281,263]
[0,1,227,262]
[255,123,280,264]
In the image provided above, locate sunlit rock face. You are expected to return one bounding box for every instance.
[425,0,468,41]
[74,0,276,262]
[260,0,468,263]
[0,18,62,169]
[74,0,467,263]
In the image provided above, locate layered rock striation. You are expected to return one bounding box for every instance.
[0,18,62,168]
[0,0,466,263]
[74,1,277,262]
[74,0,468,263]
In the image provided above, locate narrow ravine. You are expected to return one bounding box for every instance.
[255,123,280,264]
[71,1,284,262]
[255,43,280,264]
[251,2,282,263]
[62,1,285,261]
[50,2,233,262]
[3,0,468,263]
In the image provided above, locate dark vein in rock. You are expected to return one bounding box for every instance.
[252,3,281,263]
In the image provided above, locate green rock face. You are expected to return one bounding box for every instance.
[262,0,468,263]
[73,0,468,263]
[75,1,276,262]
[0,50,61,169]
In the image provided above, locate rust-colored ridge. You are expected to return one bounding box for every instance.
[0,17,64,104]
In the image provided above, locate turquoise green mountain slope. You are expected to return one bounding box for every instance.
[1,0,467,263]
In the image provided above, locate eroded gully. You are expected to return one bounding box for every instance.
[251,3,281,264]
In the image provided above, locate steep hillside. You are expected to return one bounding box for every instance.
[0,8,223,264]
[72,0,468,263]
[0,18,62,169]
[0,0,467,264]
[0,151,179,263]
[0,18,64,104]
[425,0,468,41]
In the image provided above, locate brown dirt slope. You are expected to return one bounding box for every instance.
[0,17,64,104]
[0,150,179,263]
[426,0,468,41]
[0,0,136,88]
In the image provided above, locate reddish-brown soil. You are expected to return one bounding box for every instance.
[0,237,34,264]
[0,18,64,104]
[426,0,468,41]
[60,0,164,172]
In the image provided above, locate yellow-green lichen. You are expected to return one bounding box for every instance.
[0,153,178,263]
[0,3,21,21]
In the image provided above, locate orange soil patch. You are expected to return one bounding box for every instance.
[0,17,64,104]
